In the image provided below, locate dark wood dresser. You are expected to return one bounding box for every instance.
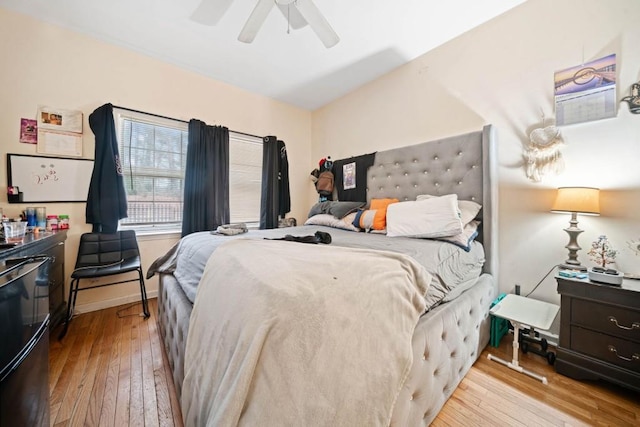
[556,275,640,392]
[0,231,67,329]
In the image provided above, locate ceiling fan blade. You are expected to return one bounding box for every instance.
[295,0,340,48]
[190,0,234,26]
[238,0,275,43]
[277,3,307,30]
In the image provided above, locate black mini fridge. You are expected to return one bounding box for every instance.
[0,257,51,427]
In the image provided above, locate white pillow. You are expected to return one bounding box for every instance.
[437,220,480,251]
[304,213,359,232]
[386,194,463,238]
[416,194,481,225]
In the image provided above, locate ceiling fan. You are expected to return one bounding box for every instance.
[191,0,340,48]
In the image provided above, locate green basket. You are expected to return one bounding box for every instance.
[490,293,509,347]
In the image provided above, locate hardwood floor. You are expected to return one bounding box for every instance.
[49,299,182,427]
[50,300,639,426]
[436,342,640,426]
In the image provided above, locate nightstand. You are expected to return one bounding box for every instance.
[556,275,640,392]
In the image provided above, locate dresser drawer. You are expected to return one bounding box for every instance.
[571,298,640,343]
[44,240,65,264]
[571,326,640,373]
[46,242,64,282]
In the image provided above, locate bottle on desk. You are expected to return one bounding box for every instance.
[46,215,58,231]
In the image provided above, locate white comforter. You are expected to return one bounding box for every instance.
[182,239,431,426]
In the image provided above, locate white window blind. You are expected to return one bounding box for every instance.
[114,109,188,230]
[229,134,262,225]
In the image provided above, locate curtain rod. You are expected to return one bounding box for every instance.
[111,105,263,139]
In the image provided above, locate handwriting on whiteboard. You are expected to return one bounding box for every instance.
[32,162,59,185]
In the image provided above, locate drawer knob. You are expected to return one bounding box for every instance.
[608,316,640,331]
[608,345,640,362]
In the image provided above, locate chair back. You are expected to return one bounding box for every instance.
[75,230,140,269]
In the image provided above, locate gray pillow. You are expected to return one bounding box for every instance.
[308,201,365,219]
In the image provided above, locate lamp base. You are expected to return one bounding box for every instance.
[559,263,587,272]
[561,212,587,273]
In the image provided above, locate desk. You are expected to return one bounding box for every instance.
[0,231,67,329]
[488,294,559,384]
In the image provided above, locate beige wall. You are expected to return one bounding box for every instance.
[313,0,640,309]
[0,8,312,312]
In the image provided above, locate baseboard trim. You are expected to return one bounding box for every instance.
[74,289,158,315]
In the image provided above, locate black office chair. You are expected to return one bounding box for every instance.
[59,230,150,339]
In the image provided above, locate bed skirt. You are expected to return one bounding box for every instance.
[157,272,495,426]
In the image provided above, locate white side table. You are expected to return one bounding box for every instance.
[487,294,560,384]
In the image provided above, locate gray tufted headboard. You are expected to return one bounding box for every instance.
[366,125,497,278]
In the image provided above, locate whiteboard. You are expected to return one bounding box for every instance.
[7,154,94,203]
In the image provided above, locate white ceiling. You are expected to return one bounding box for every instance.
[1,0,526,110]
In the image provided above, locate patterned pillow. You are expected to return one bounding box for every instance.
[352,198,399,231]
[352,210,377,231]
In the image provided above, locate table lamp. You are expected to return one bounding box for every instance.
[551,187,600,271]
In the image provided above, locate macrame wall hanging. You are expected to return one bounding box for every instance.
[524,114,565,182]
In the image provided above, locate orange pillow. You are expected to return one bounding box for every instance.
[367,198,399,230]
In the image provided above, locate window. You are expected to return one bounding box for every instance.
[229,134,263,225]
[114,109,263,233]
[114,109,188,232]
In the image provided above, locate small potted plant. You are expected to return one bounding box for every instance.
[588,235,618,268]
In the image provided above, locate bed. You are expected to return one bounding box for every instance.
[149,125,498,426]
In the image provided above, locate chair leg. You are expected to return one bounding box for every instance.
[59,278,79,340]
[138,269,150,318]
